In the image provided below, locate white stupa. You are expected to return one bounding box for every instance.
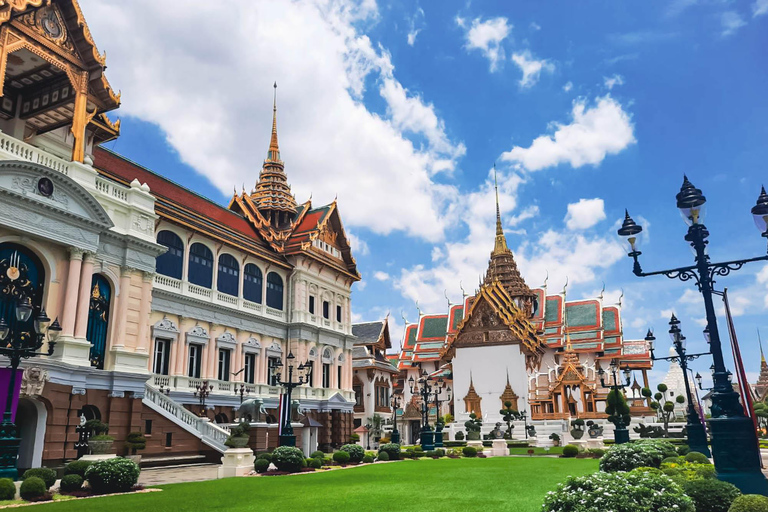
[662,345,687,417]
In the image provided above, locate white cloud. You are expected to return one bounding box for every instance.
[530,22,541,31]
[563,81,573,92]
[355,281,367,292]
[501,96,635,172]
[721,11,746,36]
[406,7,425,46]
[565,198,606,230]
[603,74,624,90]
[755,0,768,17]
[346,231,369,256]
[374,271,390,281]
[459,16,512,72]
[81,0,465,243]
[511,51,554,88]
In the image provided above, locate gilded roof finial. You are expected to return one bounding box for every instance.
[269,82,280,160]
[760,328,766,364]
[492,163,509,256]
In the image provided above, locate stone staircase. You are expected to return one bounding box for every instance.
[142,384,230,453]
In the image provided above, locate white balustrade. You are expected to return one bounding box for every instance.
[0,131,72,175]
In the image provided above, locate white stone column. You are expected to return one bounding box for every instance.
[60,248,83,338]
[135,272,154,354]
[73,252,95,339]
[112,266,133,349]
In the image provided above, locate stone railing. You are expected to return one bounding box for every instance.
[0,131,73,175]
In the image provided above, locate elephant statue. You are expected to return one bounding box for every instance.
[237,398,265,422]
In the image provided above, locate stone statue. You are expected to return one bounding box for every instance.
[20,366,48,397]
[490,422,505,439]
[237,398,265,422]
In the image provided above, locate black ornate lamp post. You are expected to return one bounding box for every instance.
[234,383,249,404]
[618,179,768,493]
[408,370,435,450]
[0,297,60,479]
[432,378,452,449]
[597,359,632,444]
[193,381,214,416]
[274,350,308,447]
[390,392,401,444]
[365,422,372,450]
[647,316,711,457]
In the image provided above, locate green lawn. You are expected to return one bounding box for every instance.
[34,458,597,512]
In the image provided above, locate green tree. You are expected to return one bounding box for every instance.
[499,401,522,439]
[464,413,482,440]
[754,401,768,437]
[605,389,630,430]
[644,383,677,437]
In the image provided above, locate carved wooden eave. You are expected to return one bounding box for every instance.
[228,192,285,252]
[0,0,47,25]
[447,279,544,372]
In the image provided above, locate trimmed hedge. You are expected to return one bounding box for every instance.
[271,446,305,473]
[19,477,46,501]
[377,451,390,461]
[85,458,141,494]
[60,474,83,493]
[307,458,322,469]
[378,443,401,460]
[0,478,15,500]
[64,460,92,478]
[684,451,711,464]
[310,451,325,459]
[21,468,56,489]
[340,444,365,463]
[729,494,768,512]
[333,450,350,464]
[462,446,477,457]
[682,478,741,512]
[254,458,270,473]
[562,444,579,458]
[362,455,374,463]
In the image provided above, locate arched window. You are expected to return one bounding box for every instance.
[188,243,213,288]
[243,264,263,303]
[155,231,184,279]
[0,243,44,345]
[217,254,239,296]
[86,274,112,369]
[266,272,283,310]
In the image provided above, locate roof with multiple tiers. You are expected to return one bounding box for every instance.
[351,318,398,373]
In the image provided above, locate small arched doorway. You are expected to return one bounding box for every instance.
[16,398,46,472]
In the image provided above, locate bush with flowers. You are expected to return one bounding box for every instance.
[541,470,694,512]
[660,459,717,482]
[598,439,677,472]
[84,458,140,494]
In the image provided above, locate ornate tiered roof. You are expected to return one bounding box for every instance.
[756,339,768,399]
[250,83,297,222]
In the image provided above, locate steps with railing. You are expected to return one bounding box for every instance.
[143,384,230,453]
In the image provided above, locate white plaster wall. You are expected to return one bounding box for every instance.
[453,345,529,425]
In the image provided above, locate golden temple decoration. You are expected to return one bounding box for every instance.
[0,0,47,25]
[463,373,482,416]
[71,0,105,65]
[499,370,519,410]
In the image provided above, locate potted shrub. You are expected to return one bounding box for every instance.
[224,421,251,449]
[570,419,585,440]
[587,420,604,438]
[465,413,482,441]
[549,432,561,447]
[125,432,146,463]
[86,420,114,455]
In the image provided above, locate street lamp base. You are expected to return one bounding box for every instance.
[709,415,768,495]
[0,421,19,480]
[420,430,434,451]
[434,431,444,448]
[391,431,400,444]
[614,427,630,445]
[279,434,296,447]
[685,420,711,458]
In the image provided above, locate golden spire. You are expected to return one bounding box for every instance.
[493,164,509,255]
[760,329,766,364]
[268,82,280,161]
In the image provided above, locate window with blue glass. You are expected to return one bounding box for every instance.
[155,230,183,279]
[243,264,263,303]
[86,274,111,369]
[188,243,213,288]
[266,272,283,310]
[217,254,239,296]
[0,243,44,346]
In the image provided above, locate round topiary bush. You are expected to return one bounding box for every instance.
[85,457,141,494]
[59,474,84,493]
[340,443,365,463]
[0,478,15,500]
[682,478,741,512]
[542,471,694,512]
[21,468,56,489]
[310,450,325,459]
[677,445,691,456]
[455,431,465,441]
[378,443,401,460]
[362,455,374,464]
[562,444,579,458]
[257,452,272,462]
[662,456,683,465]
[377,451,390,461]
[271,446,305,473]
[254,458,270,473]
[684,451,711,464]
[729,494,768,512]
[64,460,92,478]
[462,446,477,457]
[333,450,351,464]
[19,477,47,501]
[307,457,322,469]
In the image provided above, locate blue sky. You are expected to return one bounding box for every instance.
[83,0,768,385]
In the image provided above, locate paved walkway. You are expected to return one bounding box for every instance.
[138,464,220,486]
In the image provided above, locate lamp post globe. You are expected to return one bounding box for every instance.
[618,177,768,494]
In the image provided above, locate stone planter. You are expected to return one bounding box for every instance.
[127,454,142,465]
[89,439,114,455]
[227,436,250,449]
[570,429,584,440]
[588,426,603,439]
[466,432,481,441]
